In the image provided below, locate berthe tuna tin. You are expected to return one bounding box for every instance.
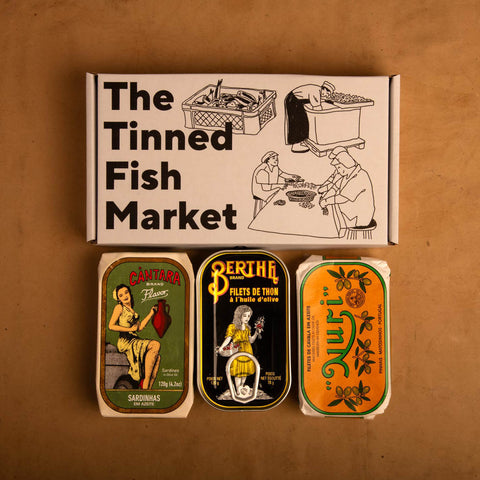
[197,250,291,410]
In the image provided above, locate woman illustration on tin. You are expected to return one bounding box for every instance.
[109,284,160,390]
[217,305,263,398]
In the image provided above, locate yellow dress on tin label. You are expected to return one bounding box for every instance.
[116,306,151,382]
[226,324,255,377]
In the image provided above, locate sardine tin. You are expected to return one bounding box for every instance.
[197,250,291,410]
[97,252,194,417]
[297,256,391,418]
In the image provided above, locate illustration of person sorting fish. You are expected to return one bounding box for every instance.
[316,146,375,230]
[251,150,302,218]
[248,80,376,240]
[248,145,376,239]
[284,81,374,156]
[285,81,337,153]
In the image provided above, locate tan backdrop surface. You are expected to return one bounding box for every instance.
[1,1,479,479]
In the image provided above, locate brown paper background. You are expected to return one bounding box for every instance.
[1,1,479,479]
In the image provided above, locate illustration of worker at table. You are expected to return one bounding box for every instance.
[284,81,336,153]
[248,146,375,240]
[317,146,375,229]
[251,151,301,218]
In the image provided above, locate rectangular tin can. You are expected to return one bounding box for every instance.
[97,252,194,417]
[197,250,291,410]
[297,256,391,418]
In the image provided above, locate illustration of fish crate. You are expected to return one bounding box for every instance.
[182,85,277,135]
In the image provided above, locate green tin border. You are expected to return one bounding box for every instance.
[299,261,390,417]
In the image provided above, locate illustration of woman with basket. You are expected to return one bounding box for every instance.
[108,284,161,390]
[217,305,264,398]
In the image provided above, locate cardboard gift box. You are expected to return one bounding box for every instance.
[87,73,399,248]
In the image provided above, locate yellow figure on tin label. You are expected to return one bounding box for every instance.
[217,305,263,399]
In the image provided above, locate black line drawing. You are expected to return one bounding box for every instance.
[248,147,376,240]
[319,146,376,234]
[284,81,374,157]
[251,150,302,218]
[182,79,277,135]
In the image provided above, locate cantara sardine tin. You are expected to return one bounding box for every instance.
[97,252,194,417]
[297,256,391,418]
[197,250,291,410]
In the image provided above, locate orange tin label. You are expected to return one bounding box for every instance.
[298,258,390,417]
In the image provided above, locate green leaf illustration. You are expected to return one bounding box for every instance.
[327,269,342,279]
[328,399,343,407]
[344,398,357,411]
